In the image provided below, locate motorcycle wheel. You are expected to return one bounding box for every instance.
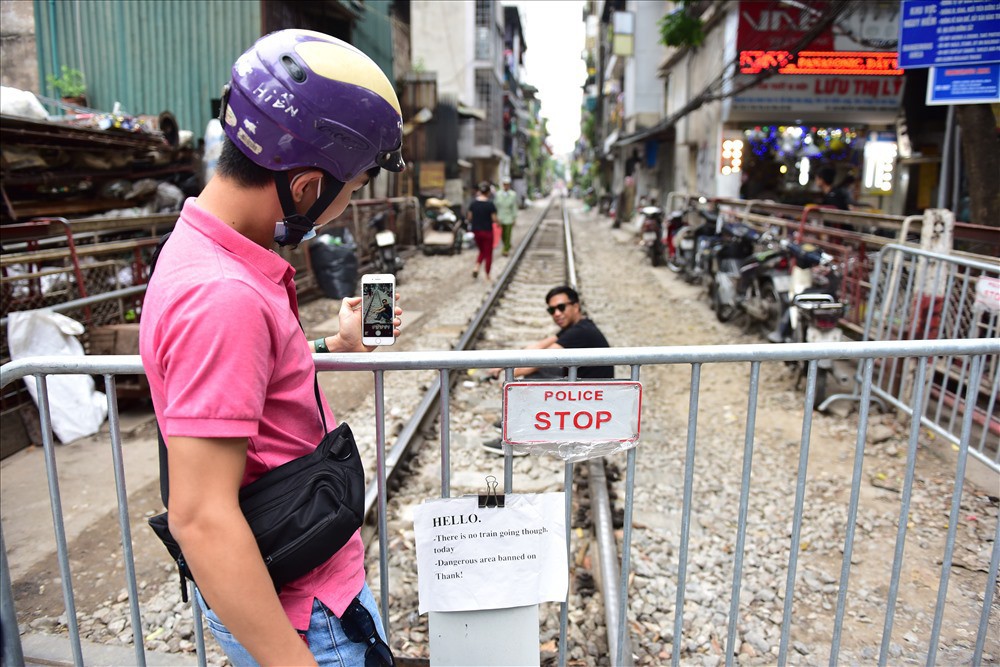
[651,242,664,267]
[713,284,737,322]
[666,254,685,273]
[759,281,782,337]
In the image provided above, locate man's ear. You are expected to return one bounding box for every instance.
[290,170,323,203]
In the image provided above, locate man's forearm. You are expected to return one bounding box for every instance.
[177,513,317,665]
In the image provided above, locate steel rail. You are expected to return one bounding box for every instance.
[358,196,555,520]
[560,198,634,665]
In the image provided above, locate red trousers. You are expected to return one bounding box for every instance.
[473,230,494,276]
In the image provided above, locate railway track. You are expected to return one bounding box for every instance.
[344,197,627,665]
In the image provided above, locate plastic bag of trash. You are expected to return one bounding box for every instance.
[310,228,358,299]
[6,310,108,443]
[0,86,49,120]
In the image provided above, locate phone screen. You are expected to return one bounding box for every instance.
[362,280,394,341]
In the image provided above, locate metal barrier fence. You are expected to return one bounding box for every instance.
[838,244,999,474]
[1,338,998,666]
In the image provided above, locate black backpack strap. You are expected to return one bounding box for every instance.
[314,374,328,433]
[149,231,173,507]
[157,428,170,506]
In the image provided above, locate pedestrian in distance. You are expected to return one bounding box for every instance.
[467,180,498,280]
[494,178,518,257]
[139,29,402,667]
[815,165,850,211]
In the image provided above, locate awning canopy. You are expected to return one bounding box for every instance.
[457,103,487,121]
[614,119,675,148]
[602,129,620,154]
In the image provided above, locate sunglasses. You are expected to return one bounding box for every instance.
[547,302,576,315]
[340,597,395,667]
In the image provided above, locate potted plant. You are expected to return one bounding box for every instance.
[46,66,88,107]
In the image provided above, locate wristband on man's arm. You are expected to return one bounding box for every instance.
[314,337,330,354]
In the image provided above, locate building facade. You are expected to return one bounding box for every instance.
[585,1,926,218]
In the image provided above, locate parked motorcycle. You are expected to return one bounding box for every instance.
[639,205,666,266]
[770,240,845,406]
[367,210,404,276]
[709,222,760,322]
[667,200,720,284]
[663,207,687,266]
[422,198,464,255]
[729,228,793,336]
[790,293,845,405]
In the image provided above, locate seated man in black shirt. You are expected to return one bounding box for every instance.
[489,285,614,380]
[483,285,613,455]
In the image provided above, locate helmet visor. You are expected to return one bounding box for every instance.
[376,146,405,173]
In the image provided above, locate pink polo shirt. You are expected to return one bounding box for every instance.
[139,198,365,630]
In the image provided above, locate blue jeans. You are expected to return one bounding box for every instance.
[197,583,387,666]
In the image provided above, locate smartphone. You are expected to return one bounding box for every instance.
[361,274,396,347]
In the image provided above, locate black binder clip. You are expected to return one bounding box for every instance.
[478,475,505,508]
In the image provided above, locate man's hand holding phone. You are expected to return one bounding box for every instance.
[326,293,401,353]
[361,274,397,347]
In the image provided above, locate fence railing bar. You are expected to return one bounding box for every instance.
[876,259,900,389]
[0,284,148,330]
[946,346,974,435]
[919,262,948,416]
[505,368,515,493]
[673,363,701,667]
[977,369,999,457]
[4,340,998,385]
[557,458,573,667]
[778,360,818,665]
[861,253,886,391]
[879,360,928,666]
[104,375,146,667]
[829,357,876,665]
[35,373,85,665]
[374,369,391,644]
[893,257,921,401]
[439,369,451,499]
[725,361,761,667]
[0,524,25,667]
[926,355,985,667]
[559,368,580,667]
[613,363,642,667]
[932,265,969,426]
[924,261,946,342]
[973,514,1000,665]
[903,260,946,412]
[187,579,207,667]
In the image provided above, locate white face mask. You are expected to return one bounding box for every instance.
[273,221,316,243]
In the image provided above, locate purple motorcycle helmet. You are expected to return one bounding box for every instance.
[221,29,404,245]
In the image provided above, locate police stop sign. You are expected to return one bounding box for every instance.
[502,381,642,445]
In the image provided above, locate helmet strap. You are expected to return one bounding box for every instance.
[272,171,345,247]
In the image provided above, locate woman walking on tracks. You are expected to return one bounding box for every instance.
[467,180,498,281]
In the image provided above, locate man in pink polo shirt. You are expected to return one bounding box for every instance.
[139,30,404,666]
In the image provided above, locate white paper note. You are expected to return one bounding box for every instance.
[413,493,568,614]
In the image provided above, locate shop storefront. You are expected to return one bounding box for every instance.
[716,1,903,209]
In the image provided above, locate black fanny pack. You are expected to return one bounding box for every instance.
[148,420,365,598]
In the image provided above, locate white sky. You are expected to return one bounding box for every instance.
[504,1,586,158]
